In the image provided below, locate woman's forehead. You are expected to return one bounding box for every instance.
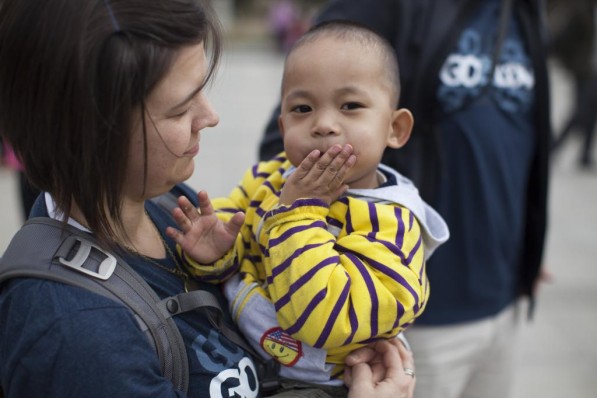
[147,43,207,114]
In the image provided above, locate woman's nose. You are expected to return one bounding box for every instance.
[194,93,219,132]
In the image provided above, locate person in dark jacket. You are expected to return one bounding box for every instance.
[548,0,596,168]
[259,1,551,397]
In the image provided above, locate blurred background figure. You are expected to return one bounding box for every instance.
[0,139,40,220]
[268,0,307,52]
[548,0,597,168]
[269,0,300,52]
[259,1,552,398]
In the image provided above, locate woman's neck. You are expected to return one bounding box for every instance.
[70,199,166,259]
[118,200,167,259]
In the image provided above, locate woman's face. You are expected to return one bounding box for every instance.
[126,42,219,200]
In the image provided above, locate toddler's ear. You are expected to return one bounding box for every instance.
[387,108,413,149]
[278,115,285,138]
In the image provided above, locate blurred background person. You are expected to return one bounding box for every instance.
[548,0,597,169]
[259,1,552,397]
[268,0,308,52]
[0,139,40,220]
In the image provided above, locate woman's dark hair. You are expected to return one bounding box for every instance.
[0,0,222,244]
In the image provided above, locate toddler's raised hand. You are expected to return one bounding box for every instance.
[165,191,245,264]
[279,144,356,205]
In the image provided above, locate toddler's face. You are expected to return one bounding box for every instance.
[279,36,405,189]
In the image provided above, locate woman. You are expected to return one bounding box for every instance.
[0,0,415,397]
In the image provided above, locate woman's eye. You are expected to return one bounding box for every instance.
[341,102,363,110]
[172,109,190,118]
[291,105,312,113]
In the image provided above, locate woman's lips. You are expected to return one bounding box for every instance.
[184,143,199,156]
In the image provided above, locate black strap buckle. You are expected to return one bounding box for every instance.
[258,359,281,394]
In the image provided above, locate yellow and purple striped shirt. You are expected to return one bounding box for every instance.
[181,153,446,375]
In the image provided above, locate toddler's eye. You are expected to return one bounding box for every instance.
[341,102,363,110]
[291,105,312,113]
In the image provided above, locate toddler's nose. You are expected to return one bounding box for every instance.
[312,111,339,137]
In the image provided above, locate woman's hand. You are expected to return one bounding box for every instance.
[278,144,356,205]
[165,191,245,264]
[344,339,416,398]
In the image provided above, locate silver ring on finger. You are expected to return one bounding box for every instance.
[404,367,415,378]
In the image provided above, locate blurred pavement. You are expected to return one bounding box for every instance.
[0,40,595,397]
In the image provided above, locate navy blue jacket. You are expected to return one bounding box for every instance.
[0,185,260,397]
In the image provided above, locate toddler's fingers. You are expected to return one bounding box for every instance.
[171,207,194,233]
[295,149,321,178]
[177,195,200,222]
[196,191,215,216]
[329,154,356,191]
[225,211,245,236]
[165,225,183,244]
[320,144,354,183]
[312,144,343,178]
[331,183,350,200]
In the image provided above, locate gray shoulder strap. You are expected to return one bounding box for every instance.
[0,217,189,392]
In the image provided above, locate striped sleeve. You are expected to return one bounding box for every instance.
[181,155,287,282]
[262,196,427,349]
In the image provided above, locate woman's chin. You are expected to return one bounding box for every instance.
[173,161,195,185]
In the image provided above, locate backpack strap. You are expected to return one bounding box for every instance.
[0,217,189,393]
[151,190,283,392]
[1,189,284,394]
[157,289,282,393]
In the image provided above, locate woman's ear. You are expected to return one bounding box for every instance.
[386,108,414,149]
